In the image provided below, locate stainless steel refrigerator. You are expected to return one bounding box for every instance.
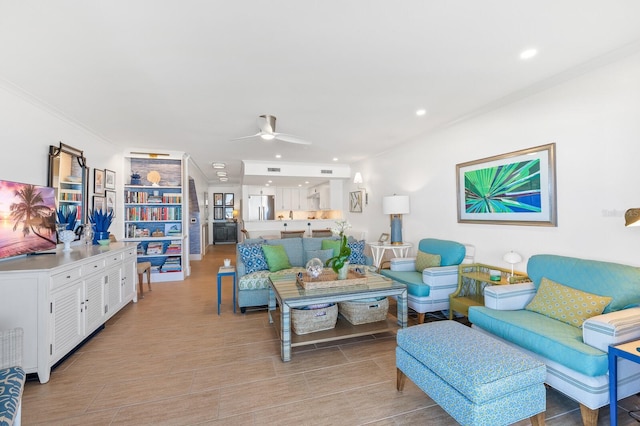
[247,194,275,221]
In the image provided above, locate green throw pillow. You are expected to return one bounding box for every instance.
[525,277,612,328]
[321,239,341,257]
[261,244,292,272]
[415,251,441,272]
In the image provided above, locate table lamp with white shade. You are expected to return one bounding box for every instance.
[382,195,410,245]
[503,251,523,278]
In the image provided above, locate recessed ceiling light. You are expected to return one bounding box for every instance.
[268,180,272,183]
[416,109,427,116]
[216,171,227,177]
[265,183,270,186]
[304,181,309,184]
[275,154,282,159]
[333,157,338,162]
[520,49,538,60]
[212,162,225,169]
[298,184,302,187]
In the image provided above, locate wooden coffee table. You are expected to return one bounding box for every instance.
[268,272,407,361]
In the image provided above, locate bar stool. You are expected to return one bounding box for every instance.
[281,230,305,238]
[137,262,152,298]
[311,229,333,237]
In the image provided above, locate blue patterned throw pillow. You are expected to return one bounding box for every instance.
[348,240,366,265]
[238,243,268,274]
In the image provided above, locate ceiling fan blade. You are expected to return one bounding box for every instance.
[231,132,261,141]
[273,133,312,145]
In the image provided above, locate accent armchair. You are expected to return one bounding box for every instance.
[380,238,474,323]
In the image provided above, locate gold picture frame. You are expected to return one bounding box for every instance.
[349,191,362,213]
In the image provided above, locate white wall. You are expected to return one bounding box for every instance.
[346,50,640,269]
[0,83,124,234]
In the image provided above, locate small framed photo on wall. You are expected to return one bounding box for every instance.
[224,207,234,220]
[349,191,363,213]
[104,169,116,190]
[214,206,223,220]
[94,169,105,194]
[105,190,116,218]
[214,193,223,206]
[93,195,106,213]
[224,193,234,207]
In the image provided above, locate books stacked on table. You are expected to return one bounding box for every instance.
[160,256,181,272]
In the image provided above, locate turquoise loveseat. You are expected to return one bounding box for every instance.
[235,237,371,312]
[469,254,640,426]
[380,239,474,323]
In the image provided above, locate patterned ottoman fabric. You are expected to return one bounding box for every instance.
[0,366,25,426]
[238,268,306,291]
[238,266,369,291]
[397,320,546,426]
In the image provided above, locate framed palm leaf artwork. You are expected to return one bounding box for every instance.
[456,143,557,226]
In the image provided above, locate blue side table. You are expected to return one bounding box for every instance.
[217,266,236,315]
[608,339,640,426]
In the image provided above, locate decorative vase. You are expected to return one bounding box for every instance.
[59,230,76,252]
[337,262,349,280]
[93,231,110,245]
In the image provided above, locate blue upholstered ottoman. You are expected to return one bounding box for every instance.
[396,321,546,426]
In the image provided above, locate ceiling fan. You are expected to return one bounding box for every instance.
[231,115,312,145]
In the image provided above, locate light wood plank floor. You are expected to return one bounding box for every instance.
[22,244,640,425]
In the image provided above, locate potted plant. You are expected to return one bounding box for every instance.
[325,220,352,279]
[56,206,78,251]
[89,209,113,244]
[56,206,77,231]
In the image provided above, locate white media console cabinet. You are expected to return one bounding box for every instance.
[0,242,138,383]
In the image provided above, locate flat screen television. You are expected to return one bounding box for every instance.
[0,179,57,260]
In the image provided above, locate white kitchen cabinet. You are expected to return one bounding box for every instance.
[0,242,137,383]
[319,185,331,209]
[276,187,308,210]
[50,281,83,365]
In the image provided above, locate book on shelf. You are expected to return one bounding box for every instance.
[165,242,181,254]
[146,241,164,255]
[160,256,181,272]
[148,195,163,203]
[162,193,182,204]
[125,206,182,221]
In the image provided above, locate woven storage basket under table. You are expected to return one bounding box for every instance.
[291,303,338,335]
[338,297,389,325]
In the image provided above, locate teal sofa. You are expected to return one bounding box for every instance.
[380,239,473,323]
[235,237,371,312]
[469,254,640,426]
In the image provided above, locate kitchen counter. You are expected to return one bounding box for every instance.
[242,219,337,239]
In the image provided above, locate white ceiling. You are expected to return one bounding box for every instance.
[2,1,640,186]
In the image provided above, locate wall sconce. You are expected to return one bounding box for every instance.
[503,251,523,277]
[353,172,368,205]
[382,195,410,245]
[625,209,640,227]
